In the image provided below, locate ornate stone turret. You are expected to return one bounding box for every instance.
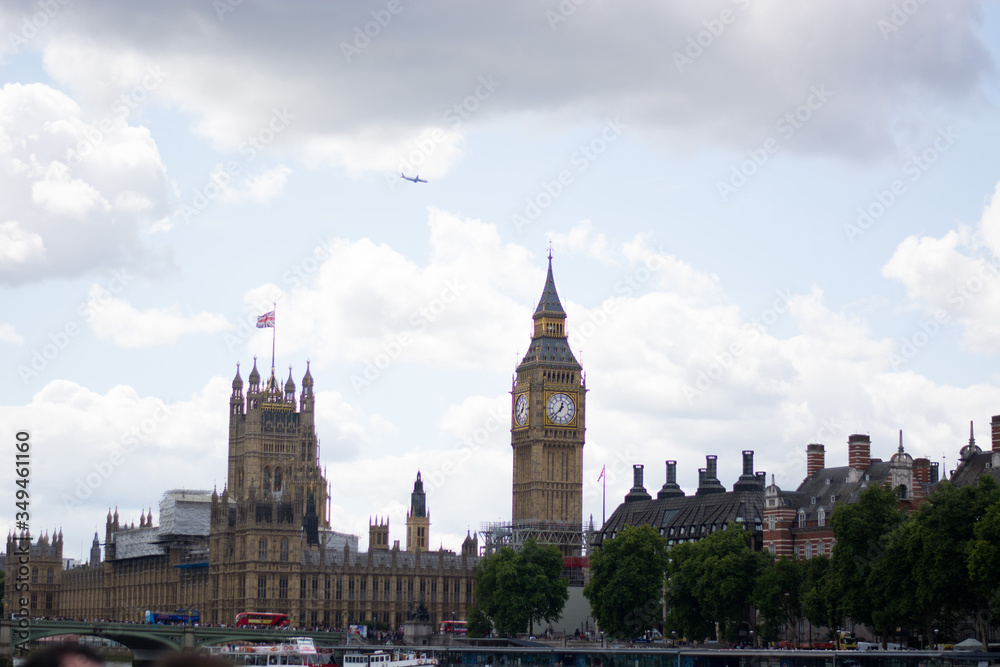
[406,472,429,552]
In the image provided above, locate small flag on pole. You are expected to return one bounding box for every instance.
[597,465,605,482]
[256,310,275,328]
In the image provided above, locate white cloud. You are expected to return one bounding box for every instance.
[0,220,45,263]
[0,82,171,284]
[0,323,24,344]
[86,288,231,347]
[883,181,1000,353]
[221,164,292,203]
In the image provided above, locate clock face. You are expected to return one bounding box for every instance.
[515,394,528,426]
[546,393,575,425]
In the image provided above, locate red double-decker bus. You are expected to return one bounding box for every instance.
[235,612,291,628]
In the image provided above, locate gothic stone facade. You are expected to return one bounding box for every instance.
[9,363,478,627]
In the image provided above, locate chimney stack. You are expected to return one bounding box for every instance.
[625,464,652,503]
[930,461,940,484]
[913,458,930,484]
[734,451,760,492]
[657,460,684,499]
[992,416,1000,453]
[807,444,825,478]
[848,434,871,470]
[697,455,725,495]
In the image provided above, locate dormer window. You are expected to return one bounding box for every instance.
[817,509,826,527]
[797,511,806,528]
[810,496,816,505]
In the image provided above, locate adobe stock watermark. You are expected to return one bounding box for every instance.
[67,66,168,169]
[844,127,959,243]
[423,405,509,498]
[772,417,843,489]
[673,0,752,73]
[179,107,295,223]
[61,402,173,513]
[223,236,338,352]
[583,447,640,503]
[511,117,627,232]
[340,0,410,63]
[350,278,466,393]
[384,75,501,192]
[17,268,135,384]
[888,258,999,369]
[7,0,71,54]
[566,251,668,351]
[876,0,930,40]
[682,288,793,403]
[545,0,587,31]
[717,85,832,202]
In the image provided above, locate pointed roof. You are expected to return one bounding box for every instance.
[285,366,296,392]
[533,254,567,319]
[302,360,313,387]
[232,362,243,389]
[248,357,260,384]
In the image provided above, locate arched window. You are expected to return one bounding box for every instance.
[280,538,289,562]
[898,484,908,499]
[274,468,282,492]
[259,538,268,561]
[263,467,271,491]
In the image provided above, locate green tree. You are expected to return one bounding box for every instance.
[800,555,833,637]
[473,539,568,637]
[906,477,1000,649]
[585,524,668,639]
[465,604,492,638]
[968,497,1000,649]
[665,523,769,642]
[828,484,904,634]
[752,556,802,645]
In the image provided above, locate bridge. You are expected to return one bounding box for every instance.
[1,619,345,664]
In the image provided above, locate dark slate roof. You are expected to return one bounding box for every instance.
[594,488,764,547]
[949,450,1000,488]
[533,257,566,319]
[518,336,580,369]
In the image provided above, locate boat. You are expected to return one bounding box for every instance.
[342,650,438,667]
[209,637,327,665]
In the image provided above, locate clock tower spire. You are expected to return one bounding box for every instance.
[511,253,585,556]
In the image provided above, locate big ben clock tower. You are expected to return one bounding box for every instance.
[511,252,585,556]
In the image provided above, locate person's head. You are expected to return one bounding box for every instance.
[23,643,103,667]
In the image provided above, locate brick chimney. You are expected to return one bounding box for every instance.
[913,458,930,484]
[992,415,1000,453]
[806,443,825,477]
[930,461,940,484]
[848,434,871,470]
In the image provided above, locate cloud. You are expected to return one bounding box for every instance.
[0,323,24,344]
[883,181,1000,353]
[221,164,292,203]
[0,82,171,284]
[20,0,991,178]
[86,288,231,347]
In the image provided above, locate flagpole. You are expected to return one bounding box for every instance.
[271,301,276,371]
[602,470,606,527]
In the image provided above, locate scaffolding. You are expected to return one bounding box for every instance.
[479,520,589,556]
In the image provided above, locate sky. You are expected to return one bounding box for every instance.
[3,0,1000,562]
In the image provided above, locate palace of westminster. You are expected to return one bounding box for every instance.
[7,256,1000,631]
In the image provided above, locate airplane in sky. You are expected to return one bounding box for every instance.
[401,172,427,183]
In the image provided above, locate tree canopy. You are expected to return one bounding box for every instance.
[585,524,669,639]
[472,538,568,637]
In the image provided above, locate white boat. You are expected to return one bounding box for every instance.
[210,637,327,666]
[343,651,438,667]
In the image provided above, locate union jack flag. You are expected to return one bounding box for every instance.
[256,310,275,328]
[597,465,605,482]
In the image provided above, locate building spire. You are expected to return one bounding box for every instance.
[969,420,975,447]
[533,252,567,320]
